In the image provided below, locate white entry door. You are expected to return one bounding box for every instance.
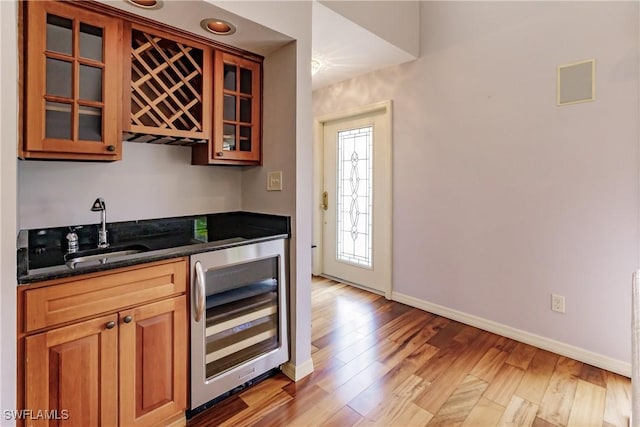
[321,102,392,297]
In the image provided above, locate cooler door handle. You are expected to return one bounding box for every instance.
[194,261,205,322]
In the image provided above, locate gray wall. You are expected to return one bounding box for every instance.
[18,143,243,229]
[243,39,314,374]
[313,1,639,365]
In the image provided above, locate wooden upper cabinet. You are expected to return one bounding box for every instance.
[123,23,212,143]
[193,51,262,165]
[21,1,123,161]
[20,1,263,165]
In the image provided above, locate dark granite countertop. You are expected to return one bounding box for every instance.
[17,212,290,285]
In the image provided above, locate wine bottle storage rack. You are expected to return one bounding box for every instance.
[122,132,206,146]
[129,28,205,140]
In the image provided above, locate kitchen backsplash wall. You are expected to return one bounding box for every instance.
[18,142,243,229]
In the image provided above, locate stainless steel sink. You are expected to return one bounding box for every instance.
[64,245,149,269]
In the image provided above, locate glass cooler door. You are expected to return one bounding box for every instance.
[201,257,280,380]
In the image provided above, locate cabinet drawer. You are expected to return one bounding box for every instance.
[24,259,187,332]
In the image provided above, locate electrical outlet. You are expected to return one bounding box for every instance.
[267,171,283,191]
[551,294,565,313]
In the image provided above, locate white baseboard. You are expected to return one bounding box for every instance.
[392,291,631,377]
[281,358,315,382]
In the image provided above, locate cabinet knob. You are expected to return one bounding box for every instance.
[106,321,116,329]
[216,152,223,157]
[123,315,133,323]
[107,145,116,152]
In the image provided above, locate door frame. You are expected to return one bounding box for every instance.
[312,100,393,298]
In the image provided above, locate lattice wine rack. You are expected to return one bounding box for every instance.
[125,27,209,145]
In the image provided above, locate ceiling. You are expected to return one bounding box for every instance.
[98,0,294,56]
[310,1,416,90]
[99,0,416,91]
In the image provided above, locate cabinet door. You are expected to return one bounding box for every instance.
[23,1,122,161]
[119,296,187,426]
[211,51,262,164]
[24,314,118,427]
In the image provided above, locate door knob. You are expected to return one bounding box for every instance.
[106,321,115,329]
[123,315,133,323]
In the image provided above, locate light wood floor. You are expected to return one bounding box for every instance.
[187,276,631,427]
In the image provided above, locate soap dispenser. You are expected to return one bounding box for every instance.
[66,226,80,253]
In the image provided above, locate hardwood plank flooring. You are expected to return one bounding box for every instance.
[187,277,631,427]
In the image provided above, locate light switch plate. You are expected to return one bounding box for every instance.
[267,171,283,191]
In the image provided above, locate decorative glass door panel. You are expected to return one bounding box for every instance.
[336,126,373,268]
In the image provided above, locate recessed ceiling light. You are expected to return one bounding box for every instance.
[311,59,323,75]
[126,0,163,9]
[201,19,236,36]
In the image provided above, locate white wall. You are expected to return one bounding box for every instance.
[319,0,420,57]
[0,1,18,422]
[18,143,242,229]
[313,1,639,369]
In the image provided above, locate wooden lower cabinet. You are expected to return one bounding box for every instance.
[19,258,188,427]
[119,296,187,426]
[25,314,118,427]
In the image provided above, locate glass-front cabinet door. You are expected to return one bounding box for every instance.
[211,51,261,164]
[22,1,122,160]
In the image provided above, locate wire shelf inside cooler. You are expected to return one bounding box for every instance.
[203,278,279,379]
[205,279,276,309]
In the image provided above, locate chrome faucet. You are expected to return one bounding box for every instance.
[91,198,109,248]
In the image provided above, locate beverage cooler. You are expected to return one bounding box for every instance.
[189,239,289,410]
